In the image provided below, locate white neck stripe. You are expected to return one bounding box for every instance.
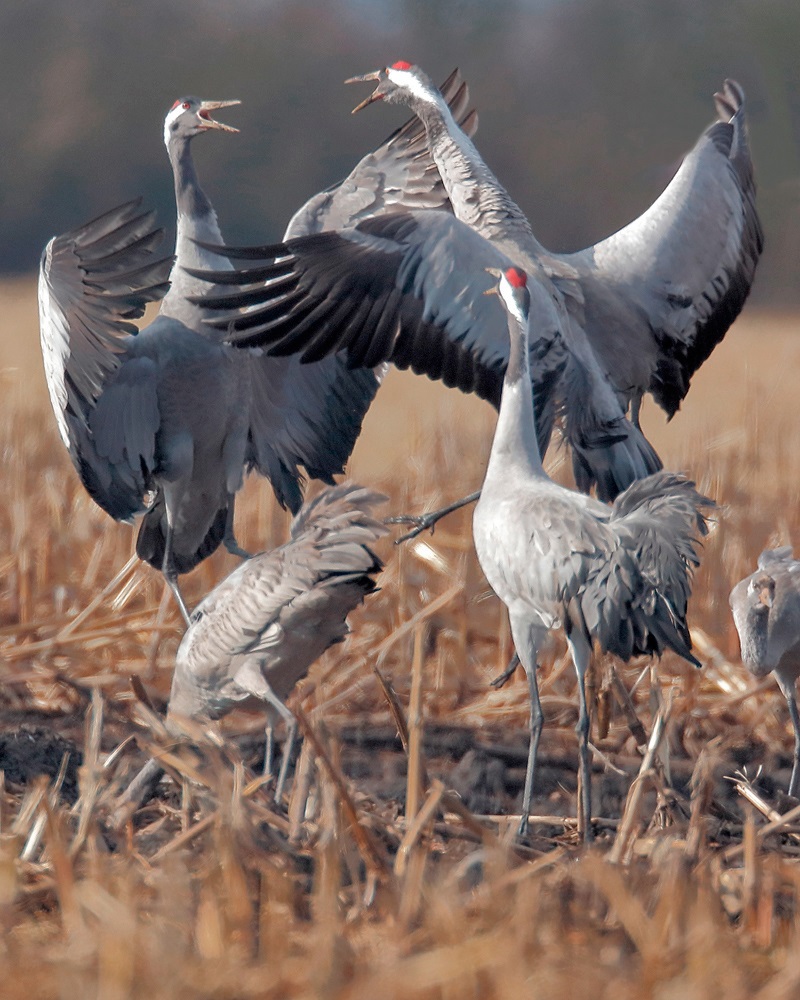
[386,68,437,105]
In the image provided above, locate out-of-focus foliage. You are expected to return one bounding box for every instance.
[1,0,798,301]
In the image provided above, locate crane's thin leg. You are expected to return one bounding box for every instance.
[568,633,594,843]
[518,660,544,838]
[776,673,800,799]
[111,757,165,828]
[386,490,482,544]
[234,663,297,804]
[223,494,251,560]
[161,521,192,627]
[490,652,520,689]
[275,717,298,804]
[263,720,274,780]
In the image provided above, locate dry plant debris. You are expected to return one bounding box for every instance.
[1,304,800,996]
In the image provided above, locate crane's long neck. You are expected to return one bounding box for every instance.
[161,136,231,320]
[410,90,537,251]
[483,304,547,486]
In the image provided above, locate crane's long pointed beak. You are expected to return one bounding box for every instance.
[198,99,241,133]
[483,267,502,294]
[345,72,383,114]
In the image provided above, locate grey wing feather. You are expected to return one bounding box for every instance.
[577,80,763,417]
[37,198,173,519]
[194,211,565,456]
[284,70,477,238]
[601,472,715,654]
[245,351,380,513]
[528,474,714,664]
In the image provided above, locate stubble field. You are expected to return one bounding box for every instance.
[1,275,800,998]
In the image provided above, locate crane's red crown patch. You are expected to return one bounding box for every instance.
[505,267,527,288]
[391,61,412,71]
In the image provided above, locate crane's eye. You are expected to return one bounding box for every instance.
[182,102,191,110]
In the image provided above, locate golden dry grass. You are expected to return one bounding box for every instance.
[2,276,800,998]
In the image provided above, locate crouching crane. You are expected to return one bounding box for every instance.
[114,483,386,818]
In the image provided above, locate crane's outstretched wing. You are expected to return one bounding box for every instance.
[574,80,763,418]
[191,210,661,483]
[193,211,568,455]
[38,199,173,519]
[284,69,477,238]
[244,351,381,512]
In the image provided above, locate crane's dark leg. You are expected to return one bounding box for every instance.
[490,652,520,689]
[275,716,298,804]
[111,757,165,828]
[223,494,251,560]
[568,633,594,843]
[776,673,800,798]
[630,393,643,432]
[518,660,544,838]
[386,490,482,544]
[161,521,192,627]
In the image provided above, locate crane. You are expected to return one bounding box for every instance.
[473,265,714,842]
[348,64,763,438]
[115,482,386,818]
[197,67,760,521]
[38,78,472,619]
[730,547,800,797]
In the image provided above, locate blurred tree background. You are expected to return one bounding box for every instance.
[1,0,797,301]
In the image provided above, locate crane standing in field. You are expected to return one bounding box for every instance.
[115,482,386,817]
[474,265,714,842]
[730,547,800,797]
[37,77,474,619]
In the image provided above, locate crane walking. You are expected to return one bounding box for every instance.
[116,482,386,816]
[474,265,714,841]
[730,547,800,797]
[38,78,474,618]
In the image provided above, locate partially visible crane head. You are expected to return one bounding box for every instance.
[484,266,531,326]
[730,569,776,676]
[346,61,438,113]
[163,97,240,146]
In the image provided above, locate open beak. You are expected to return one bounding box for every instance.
[758,585,774,609]
[198,99,241,133]
[483,266,502,295]
[345,71,384,114]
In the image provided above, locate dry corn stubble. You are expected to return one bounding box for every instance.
[2,280,800,997]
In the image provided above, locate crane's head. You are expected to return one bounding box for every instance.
[346,61,438,113]
[163,97,240,147]
[729,570,776,675]
[485,266,530,326]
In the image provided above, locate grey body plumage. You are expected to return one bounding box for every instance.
[730,547,800,796]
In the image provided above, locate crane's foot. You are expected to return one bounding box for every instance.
[224,537,252,560]
[490,653,520,689]
[385,490,482,544]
